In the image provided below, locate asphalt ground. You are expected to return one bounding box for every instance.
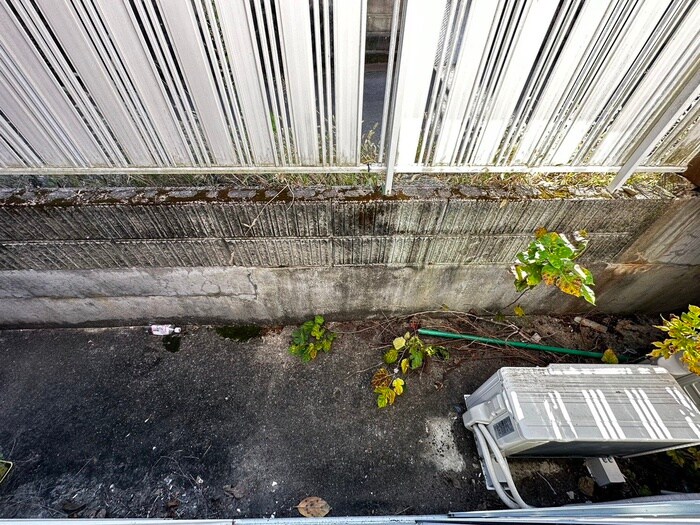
[0,316,694,518]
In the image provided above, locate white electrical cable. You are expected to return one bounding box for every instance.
[470,423,534,509]
[473,423,520,509]
[476,424,533,509]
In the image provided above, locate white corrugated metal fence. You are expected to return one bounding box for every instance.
[0,0,698,193]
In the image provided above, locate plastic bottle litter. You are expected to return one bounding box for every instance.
[150,324,182,336]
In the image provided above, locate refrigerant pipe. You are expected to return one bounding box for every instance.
[417,328,607,360]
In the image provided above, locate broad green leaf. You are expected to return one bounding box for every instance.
[557,274,583,297]
[314,315,324,325]
[525,269,542,287]
[384,349,398,364]
[409,347,424,369]
[573,264,588,281]
[292,330,302,345]
[548,254,563,269]
[556,245,574,260]
[393,337,406,350]
[377,394,388,408]
[514,278,531,292]
[580,284,596,305]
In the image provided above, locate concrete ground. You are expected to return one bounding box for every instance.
[0,316,694,518]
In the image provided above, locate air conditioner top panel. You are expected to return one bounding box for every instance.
[465,364,700,457]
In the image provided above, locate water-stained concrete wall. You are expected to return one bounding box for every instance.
[0,186,698,327]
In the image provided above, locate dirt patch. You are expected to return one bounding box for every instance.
[0,314,696,518]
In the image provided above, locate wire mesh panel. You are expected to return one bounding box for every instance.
[384,0,700,173]
[0,0,367,169]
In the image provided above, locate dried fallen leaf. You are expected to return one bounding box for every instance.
[371,368,392,389]
[296,496,331,517]
[578,476,595,497]
[223,482,246,499]
[61,501,86,513]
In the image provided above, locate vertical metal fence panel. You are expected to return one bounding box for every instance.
[0,1,109,167]
[35,0,157,166]
[156,0,240,166]
[589,2,700,166]
[333,0,367,165]
[432,1,499,166]
[215,0,277,165]
[512,0,612,168]
[383,0,700,183]
[468,1,559,166]
[277,0,319,165]
[0,0,698,181]
[649,100,700,166]
[0,0,367,170]
[392,0,447,167]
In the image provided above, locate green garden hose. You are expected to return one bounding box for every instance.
[417,328,606,360]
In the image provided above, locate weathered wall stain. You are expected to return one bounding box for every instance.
[0,186,697,326]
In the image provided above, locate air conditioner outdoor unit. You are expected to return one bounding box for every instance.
[462,364,700,509]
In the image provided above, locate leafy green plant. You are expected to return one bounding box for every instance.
[372,332,449,408]
[371,368,404,408]
[512,228,595,305]
[649,305,700,375]
[289,315,337,362]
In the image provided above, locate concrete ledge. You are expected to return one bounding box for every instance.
[1,264,698,327]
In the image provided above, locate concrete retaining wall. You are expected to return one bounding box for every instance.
[0,186,698,327]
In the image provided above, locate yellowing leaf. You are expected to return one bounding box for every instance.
[514,305,525,317]
[296,497,331,517]
[541,266,557,286]
[393,337,406,350]
[400,358,410,374]
[384,387,396,405]
[383,349,398,364]
[534,227,548,238]
[602,348,619,364]
[371,368,392,389]
[557,277,582,297]
[392,378,404,396]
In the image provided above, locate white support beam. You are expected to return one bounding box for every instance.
[608,67,700,192]
[0,164,687,177]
